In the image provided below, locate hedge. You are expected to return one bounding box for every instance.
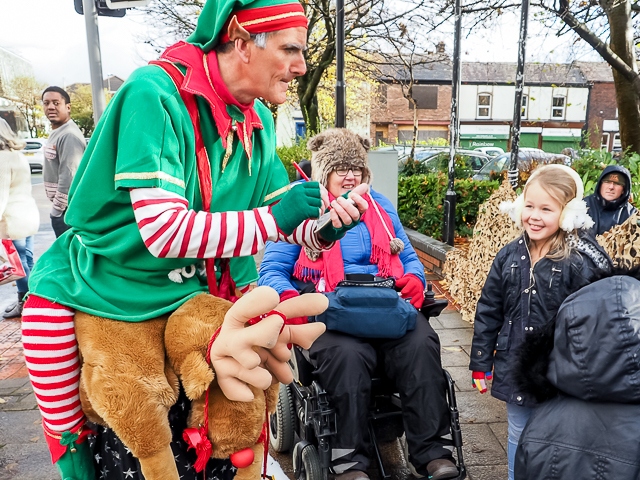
[398,173,500,239]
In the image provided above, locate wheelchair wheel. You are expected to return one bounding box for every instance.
[270,383,296,453]
[296,443,325,480]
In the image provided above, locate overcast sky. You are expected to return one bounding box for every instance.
[0,1,603,87]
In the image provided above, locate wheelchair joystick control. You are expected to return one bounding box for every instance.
[424,283,435,302]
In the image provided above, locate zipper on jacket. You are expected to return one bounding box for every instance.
[550,266,561,289]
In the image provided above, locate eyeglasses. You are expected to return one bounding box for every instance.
[335,166,363,177]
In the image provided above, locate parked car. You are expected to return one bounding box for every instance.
[472,150,571,181]
[473,146,505,157]
[378,144,442,160]
[20,138,47,173]
[399,148,489,177]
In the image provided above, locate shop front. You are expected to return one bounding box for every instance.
[459,124,509,150]
[540,128,582,153]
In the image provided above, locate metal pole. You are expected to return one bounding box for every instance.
[443,0,462,246]
[508,0,530,188]
[82,0,107,124]
[335,0,346,128]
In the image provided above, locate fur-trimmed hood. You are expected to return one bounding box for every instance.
[516,266,640,404]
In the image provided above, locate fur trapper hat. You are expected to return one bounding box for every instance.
[499,164,594,231]
[307,128,372,187]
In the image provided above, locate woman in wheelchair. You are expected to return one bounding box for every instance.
[258,129,459,480]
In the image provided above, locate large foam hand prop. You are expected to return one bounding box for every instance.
[209,286,284,402]
[263,293,329,384]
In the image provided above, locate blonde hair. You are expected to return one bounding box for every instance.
[523,166,578,260]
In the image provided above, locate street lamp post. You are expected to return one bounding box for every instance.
[443,0,462,246]
[508,0,530,187]
[335,0,346,128]
[82,0,107,124]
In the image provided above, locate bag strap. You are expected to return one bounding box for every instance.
[150,59,236,301]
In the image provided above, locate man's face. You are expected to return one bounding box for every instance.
[43,92,71,128]
[248,27,307,104]
[600,175,625,202]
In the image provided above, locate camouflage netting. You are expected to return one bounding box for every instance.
[443,178,521,323]
[597,212,640,268]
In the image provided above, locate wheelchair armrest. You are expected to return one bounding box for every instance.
[419,298,448,319]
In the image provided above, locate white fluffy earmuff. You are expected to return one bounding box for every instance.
[499,164,594,231]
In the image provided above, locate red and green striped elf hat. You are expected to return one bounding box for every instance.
[188,0,308,52]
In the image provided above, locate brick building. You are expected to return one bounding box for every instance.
[576,62,619,151]
[372,60,618,153]
[370,58,452,146]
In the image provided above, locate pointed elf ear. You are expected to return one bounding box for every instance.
[227,15,251,42]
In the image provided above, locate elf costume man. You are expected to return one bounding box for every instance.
[22,1,368,478]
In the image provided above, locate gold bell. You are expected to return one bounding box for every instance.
[70,446,77,453]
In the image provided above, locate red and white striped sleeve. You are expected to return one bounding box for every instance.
[130,188,326,258]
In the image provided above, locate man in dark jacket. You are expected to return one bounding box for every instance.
[514,268,640,479]
[584,165,637,236]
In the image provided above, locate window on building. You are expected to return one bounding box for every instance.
[613,133,622,150]
[601,132,610,150]
[552,96,566,118]
[411,85,438,109]
[521,95,528,119]
[477,93,491,118]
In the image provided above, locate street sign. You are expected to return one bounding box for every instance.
[74,0,126,17]
[105,0,151,8]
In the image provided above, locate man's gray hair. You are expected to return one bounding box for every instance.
[215,31,276,54]
[0,118,26,151]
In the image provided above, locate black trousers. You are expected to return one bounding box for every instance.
[309,313,453,474]
[51,213,71,238]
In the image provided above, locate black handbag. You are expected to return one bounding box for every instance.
[314,274,417,339]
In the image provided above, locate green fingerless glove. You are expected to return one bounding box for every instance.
[317,192,361,242]
[271,182,323,235]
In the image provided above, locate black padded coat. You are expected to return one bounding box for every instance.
[515,271,640,480]
[469,233,611,407]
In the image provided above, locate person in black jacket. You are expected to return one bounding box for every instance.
[514,267,640,479]
[584,165,637,236]
[469,164,612,480]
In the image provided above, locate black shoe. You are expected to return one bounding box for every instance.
[426,458,458,480]
[3,301,23,319]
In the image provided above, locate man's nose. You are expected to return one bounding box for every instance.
[291,53,307,77]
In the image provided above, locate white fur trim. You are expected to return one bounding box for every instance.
[560,198,595,231]
[499,198,524,227]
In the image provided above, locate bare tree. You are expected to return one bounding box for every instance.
[357,11,448,159]
[458,0,640,153]
[141,0,438,134]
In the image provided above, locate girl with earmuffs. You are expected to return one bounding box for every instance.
[468,164,612,480]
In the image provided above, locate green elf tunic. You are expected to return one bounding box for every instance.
[29,62,290,322]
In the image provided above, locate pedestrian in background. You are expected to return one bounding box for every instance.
[42,86,85,237]
[584,165,637,236]
[0,118,39,318]
[469,165,611,480]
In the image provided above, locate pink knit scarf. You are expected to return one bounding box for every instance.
[293,193,404,292]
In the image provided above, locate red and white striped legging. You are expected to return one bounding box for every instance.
[22,295,84,433]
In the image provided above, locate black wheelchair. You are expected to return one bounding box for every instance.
[269,284,466,480]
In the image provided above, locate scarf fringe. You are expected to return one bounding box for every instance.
[370,244,393,278]
[293,263,322,284]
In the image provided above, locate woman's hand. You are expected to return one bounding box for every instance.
[329,183,369,228]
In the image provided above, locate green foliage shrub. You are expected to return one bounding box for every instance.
[276,140,311,182]
[398,173,499,239]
